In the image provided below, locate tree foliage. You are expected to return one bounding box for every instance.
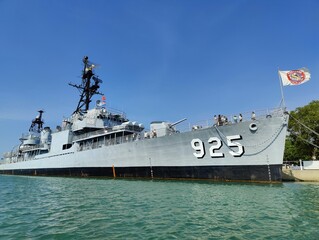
[284,100,319,161]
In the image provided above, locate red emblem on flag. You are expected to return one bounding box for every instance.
[286,70,306,85]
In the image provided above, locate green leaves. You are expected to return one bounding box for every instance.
[284,101,319,161]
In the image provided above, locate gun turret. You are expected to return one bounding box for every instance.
[150,118,187,137]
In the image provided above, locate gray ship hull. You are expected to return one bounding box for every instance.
[0,114,288,182]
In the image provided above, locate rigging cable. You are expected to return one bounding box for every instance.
[295,135,319,149]
[287,112,319,149]
[288,112,319,136]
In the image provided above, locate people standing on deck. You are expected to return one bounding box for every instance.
[151,129,157,138]
[239,113,243,122]
[233,115,238,123]
[215,112,256,125]
[144,131,150,139]
[251,111,256,121]
[214,115,218,126]
[217,115,222,126]
[221,115,226,125]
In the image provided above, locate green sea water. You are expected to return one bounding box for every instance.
[0,175,319,239]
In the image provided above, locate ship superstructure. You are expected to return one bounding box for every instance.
[0,57,289,182]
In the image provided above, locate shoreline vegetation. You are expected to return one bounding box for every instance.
[284,100,319,163]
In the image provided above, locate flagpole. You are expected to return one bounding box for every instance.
[278,68,286,108]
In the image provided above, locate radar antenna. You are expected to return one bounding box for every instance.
[69,56,103,113]
[29,110,44,133]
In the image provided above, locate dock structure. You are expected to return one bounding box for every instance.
[282,160,319,182]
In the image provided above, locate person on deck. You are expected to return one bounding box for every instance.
[239,113,243,122]
[251,111,256,121]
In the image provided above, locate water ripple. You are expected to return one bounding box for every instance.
[1,176,319,239]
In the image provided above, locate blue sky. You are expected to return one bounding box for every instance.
[0,0,318,154]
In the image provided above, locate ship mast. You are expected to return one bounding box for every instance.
[69,56,103,113]
[29,110,44,133]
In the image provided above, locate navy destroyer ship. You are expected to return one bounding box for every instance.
[0,57,289,182]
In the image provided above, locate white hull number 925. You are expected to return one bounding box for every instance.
[191,135,245,158]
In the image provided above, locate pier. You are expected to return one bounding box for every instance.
[282,160,319,182]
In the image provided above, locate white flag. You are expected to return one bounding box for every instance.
[279,68,311,86]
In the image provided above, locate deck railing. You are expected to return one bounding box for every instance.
[174,107,286,133]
